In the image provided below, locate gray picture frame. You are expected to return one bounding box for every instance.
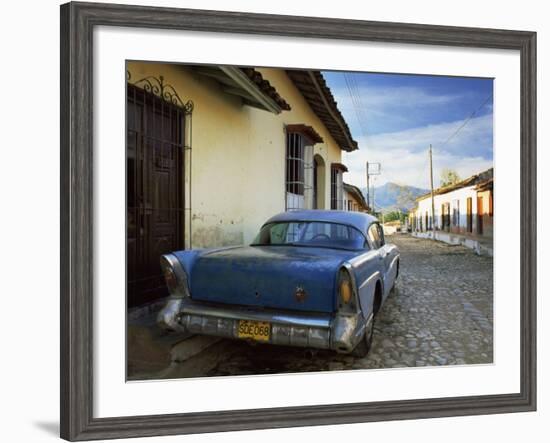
[60,1,537,441]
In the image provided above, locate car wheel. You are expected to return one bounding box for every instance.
[351,316,375,358]
[390,262,400,293]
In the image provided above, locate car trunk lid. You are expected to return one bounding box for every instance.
[188,246,356,313]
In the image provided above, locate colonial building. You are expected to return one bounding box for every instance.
[126,62,358,306]
[343,182,369,212]
[409,168,493,255]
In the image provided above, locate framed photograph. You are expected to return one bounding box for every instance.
[60,1,536,440]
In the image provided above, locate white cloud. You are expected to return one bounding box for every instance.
[342,115,494,190]
[330,77,493,153]
[332,83,468,130]
[336,85,462,111]
[327,74,494,190]
[360,113,492,157]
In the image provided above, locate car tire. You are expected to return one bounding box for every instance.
[351,316,375,358]
[390,262,400,293]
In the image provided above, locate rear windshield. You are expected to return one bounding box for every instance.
[252,221,368,250]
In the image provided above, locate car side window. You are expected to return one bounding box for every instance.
[367,224,381,249]
[269,223,288,244]
[376,223,385,246]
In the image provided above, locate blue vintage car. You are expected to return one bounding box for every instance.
[158,210,399,357]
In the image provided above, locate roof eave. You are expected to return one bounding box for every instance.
[286,69,358,152]
[221,66,285,114]
[343,182,369,210]
[308,71,358,151]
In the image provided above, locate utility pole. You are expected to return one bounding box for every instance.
[372,178,375,213]
[366,161,370,209]
[429,144,435,231]
[365,162,381,214]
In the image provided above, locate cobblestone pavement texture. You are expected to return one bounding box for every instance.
[143,234,494,379]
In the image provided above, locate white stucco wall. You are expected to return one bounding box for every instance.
[414,186,479,233]
[127,62,348,248]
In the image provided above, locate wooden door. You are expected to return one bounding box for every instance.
[466,197,473,233]
[127,84,185,307]
[477,195,484,235]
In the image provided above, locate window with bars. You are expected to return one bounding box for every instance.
[330,166,344,210]
[452,199,460,227]
[286,131,313,210]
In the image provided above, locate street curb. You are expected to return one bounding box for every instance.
[171,335,221,363]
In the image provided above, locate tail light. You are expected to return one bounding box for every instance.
[162,265,178,293]
[338,268,356,311]
[160,254,190,298]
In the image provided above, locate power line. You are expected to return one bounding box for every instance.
[350,73,373,145]
[425,92,492,190]
[343,77,363,135]
[344,73,369,138]
[439,93,493,149]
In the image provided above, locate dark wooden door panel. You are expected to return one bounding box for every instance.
[127,84,185,307]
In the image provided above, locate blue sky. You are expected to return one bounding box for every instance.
[323,71,494,189]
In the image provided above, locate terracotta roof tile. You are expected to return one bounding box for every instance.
[286,70,358,152]
[240,68,291,111]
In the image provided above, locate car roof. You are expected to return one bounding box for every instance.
[263,210,378,234]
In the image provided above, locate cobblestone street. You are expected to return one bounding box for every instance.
[138,234,493,380]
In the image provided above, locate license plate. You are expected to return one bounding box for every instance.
[237,320,270,342]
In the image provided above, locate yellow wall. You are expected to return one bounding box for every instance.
[344,190,363,212]
[127,62,345,248]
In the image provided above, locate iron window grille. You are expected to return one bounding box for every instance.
[330,166,344,210]
[285,131,313,211]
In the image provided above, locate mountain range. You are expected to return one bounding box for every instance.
[362,182,429,213]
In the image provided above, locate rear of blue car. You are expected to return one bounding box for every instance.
[157,246,367,353]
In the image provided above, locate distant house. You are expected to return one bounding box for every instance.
[409,168,493,255]
[126,62,359,306]
[343,182,370,213]
[382,219,403,235]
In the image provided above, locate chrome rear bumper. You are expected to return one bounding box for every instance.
[158,297,367,353]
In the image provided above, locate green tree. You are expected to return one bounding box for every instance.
[383,210,407,223]
[440,168,461,187]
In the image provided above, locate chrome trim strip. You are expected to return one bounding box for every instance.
[180,299,332,329]
[171,299,368,352]
[347,249,379,269]
[179,313,332,350]
[389,254,399,269]
[330,312,364,352]
[359,271,379,291]
[157,298,186,333]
